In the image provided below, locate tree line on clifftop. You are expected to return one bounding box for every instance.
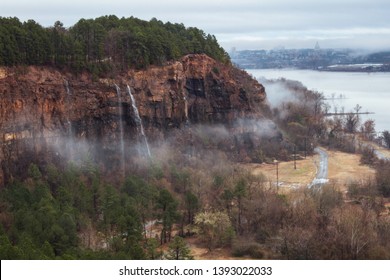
[0,16,229,74]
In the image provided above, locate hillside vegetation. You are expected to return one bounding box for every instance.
[1,16,390,260]
[0,16,229,73]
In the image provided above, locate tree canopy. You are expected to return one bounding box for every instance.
[0,16,230,73]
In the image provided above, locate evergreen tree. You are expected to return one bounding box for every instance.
[156,189,179,244]
[146,238,162,260]
[0,15,230,71]
[165,236,193,260]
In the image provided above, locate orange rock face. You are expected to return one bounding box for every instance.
[0,55,267,185]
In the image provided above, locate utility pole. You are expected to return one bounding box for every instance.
[293,145,297,170]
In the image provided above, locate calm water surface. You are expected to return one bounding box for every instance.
[246,69,390,132]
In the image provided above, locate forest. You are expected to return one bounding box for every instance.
[0,16,229,73]
[1,16,390,260]
[1,75,390,260]
[1,139,390,260]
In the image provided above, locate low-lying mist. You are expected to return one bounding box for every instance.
[17,114,284,184]
[258,77,300,110]
[5,75,326,185]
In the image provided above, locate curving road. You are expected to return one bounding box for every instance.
[373,148,390,161]
[309,147,329,188]
[359,140,390,161]
[308,143,389,188]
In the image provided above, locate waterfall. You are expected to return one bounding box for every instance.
[127,85,151,158]
[64,80,74,161]
[114,84,126,174]
[184,95,189,125]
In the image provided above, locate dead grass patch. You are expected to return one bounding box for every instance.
[327,150,376,192]
[242,157,317,191]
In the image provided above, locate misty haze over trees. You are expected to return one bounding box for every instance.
[1,16,390,261]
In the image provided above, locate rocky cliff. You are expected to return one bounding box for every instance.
[0,54,268,186]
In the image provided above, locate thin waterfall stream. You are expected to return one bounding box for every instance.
[64,79,75,161]
[114,84,126,174]
[127,85,151,158]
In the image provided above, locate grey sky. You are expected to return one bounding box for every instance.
[1,0,390,51]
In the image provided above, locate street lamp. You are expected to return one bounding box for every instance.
[293,145,297,170]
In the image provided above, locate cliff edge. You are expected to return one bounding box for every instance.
[0,54,268,185]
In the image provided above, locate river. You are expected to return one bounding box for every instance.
[246,69,390,133]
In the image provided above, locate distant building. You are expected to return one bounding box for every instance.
[230,47,389,71]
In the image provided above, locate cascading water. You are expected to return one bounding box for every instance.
[114,84,126,174]
[127,85,151,158]
[64,79,75,161]
[183,95,189,125]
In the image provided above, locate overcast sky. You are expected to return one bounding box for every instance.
[2,0,390,51]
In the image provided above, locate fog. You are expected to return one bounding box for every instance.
[2,0,390,50]
[258,77,300,110]
[248,69,390,132]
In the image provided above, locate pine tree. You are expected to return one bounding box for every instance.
[165,236,193,260]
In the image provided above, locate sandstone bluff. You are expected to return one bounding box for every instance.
[0,54,268,186]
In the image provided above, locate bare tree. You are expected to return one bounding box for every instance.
[345,113,359,133]
[360,119,376,140]
[331,205,377,259]
[383,130,390,148]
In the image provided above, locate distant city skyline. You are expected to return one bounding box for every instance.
[231,47,390,72]
[1,0,390,51]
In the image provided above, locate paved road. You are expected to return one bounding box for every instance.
[371,146,390,161]
[374,149,388,160]
[309,147,329,188]
[308,143,389,188]
[360,141,389,161]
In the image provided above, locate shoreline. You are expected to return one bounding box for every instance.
[242,66,390,73]
[245,68,390,133]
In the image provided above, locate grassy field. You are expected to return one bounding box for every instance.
[243,157,317,191]
[327,150,376,192]
[188,149,378,259]
[242,149,376,193]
